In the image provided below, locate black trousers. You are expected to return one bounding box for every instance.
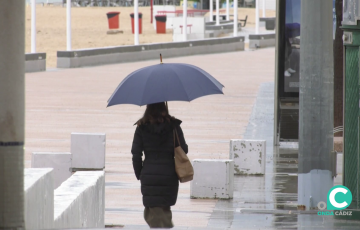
[144,206,174,228]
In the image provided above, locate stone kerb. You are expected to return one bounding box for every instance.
[57,36,245,68]
[54,171,105,229]
[71,133,106,171]
[249,33,276,49]
[24,168,54,230]
[190,159,234,199]
[229,139,266,175]
[31,152,72,189]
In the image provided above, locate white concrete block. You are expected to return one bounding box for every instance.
[31,152,72,189]
[190,159,234,199]
[71,133,106,170]
[54,171,105,229]
[24,168,54,230]
[230,139,266,175]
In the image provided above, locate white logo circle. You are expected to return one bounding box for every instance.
[329,187,348,208]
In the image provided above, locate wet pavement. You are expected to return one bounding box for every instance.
[206,82,360,229]
[26,49,276,228]
[25,49,360,229]
[111,82,360,229]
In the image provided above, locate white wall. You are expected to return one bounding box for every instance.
[265,0,276,10]
[153,5,176,30]
[24,168,54,230]
[172,17,206,42]
[54,171,105,229]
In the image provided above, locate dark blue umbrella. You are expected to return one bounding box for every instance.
[107,62,224,107]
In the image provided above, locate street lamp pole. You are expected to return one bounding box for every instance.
[31,0,36,53]
[66,0,72,51]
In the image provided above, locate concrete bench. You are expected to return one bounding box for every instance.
[190,159,234,199]
[71,133,106,171]
[31,152,72,189]
[205,20,233,25]
[24,168,54,230]
[213,15,227,21]
[25,53,46,73]
[205,23,242,38]
[249,33,276,49]
[229,139,266,175]
[54,171,105,229]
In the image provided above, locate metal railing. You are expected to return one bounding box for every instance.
[333,126,343,134]
[63,0,180,7]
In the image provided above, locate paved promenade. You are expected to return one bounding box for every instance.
[26,48,360,229]
[25,48,360,230]
[25,48,275,227]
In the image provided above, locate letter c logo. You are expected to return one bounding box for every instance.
[329,187,349,209]
[329,188,348,208]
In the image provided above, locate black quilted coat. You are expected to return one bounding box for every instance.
[131,119,188,207]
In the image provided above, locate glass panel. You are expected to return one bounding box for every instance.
[343,0,360,25]
[283,0,301,93]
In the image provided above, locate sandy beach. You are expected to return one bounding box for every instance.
[25,5,275,67]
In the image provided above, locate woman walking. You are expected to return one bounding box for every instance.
[131,102,188,228]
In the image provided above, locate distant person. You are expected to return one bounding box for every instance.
[284,23,300,77]
[284,37,300,77]
[131,102,188,228]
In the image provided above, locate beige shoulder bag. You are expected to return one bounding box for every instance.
[173,128,194,183]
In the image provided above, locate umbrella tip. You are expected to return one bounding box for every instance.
[160,54,163,64]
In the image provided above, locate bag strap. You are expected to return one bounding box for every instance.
[173,129,175,147]
[173,128,181,147]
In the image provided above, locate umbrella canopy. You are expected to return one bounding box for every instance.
[107,63,224,107]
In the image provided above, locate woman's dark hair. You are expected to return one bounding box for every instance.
[137,102,175,125]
